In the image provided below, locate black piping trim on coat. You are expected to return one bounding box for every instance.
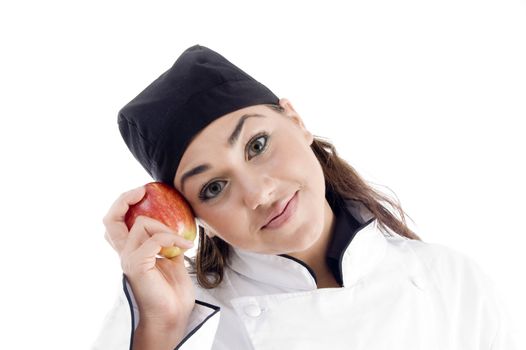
[174,300,221,350]
[339,217,376,287]
[122,274,135,350]
[122,275,220,350]
[280,254,318,284]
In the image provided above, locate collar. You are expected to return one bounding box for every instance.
[326,197,364,285]
[228,197,388,291]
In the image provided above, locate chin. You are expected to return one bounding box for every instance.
[286,221,324,253]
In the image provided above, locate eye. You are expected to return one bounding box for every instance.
[198,133,269,202]
[199,180,227,202]
[246,133,269,160]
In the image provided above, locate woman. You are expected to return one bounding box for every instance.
[95,45,515,349]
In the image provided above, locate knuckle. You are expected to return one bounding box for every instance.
[101,214,109,226]
[135,215,159,230]
[132,216,147,231]
[118,190,130,200]
[134,215,147,225]
[151,232,167,243]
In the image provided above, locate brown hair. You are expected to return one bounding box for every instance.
[188,105,421,288]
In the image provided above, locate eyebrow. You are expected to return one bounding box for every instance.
[179,113,266,193]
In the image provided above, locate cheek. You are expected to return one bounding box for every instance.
[272,139,312,170]
[276,142,323,185]
[195,203,243,238]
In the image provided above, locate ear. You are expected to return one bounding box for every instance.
[279,98,314,145]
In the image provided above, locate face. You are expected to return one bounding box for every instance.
[173,99,330,255]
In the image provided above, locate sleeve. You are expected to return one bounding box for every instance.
[487,280,519,350]
[91,275,220,350]
[427,243,518,350]
[453,252,519,350]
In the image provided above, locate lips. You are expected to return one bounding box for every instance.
[261,191,298,229]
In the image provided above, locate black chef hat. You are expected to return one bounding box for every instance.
[118,44,279,185]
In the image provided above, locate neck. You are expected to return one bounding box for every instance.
[287,198,339,288]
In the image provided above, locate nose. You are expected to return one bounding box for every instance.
[239,173,277,210]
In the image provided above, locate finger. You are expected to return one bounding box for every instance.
[102,186,146,226]
[142,232,194,256]
[103,186,146,252]
[125,215,178,252]
[123,215,194,256]
[124,232,194,274]
[156,255,193,287]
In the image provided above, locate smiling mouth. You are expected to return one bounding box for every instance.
[262,191,298,230]
[265,206,288,227]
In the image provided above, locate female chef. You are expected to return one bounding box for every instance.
[95,45,515,349]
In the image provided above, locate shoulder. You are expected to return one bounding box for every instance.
[392,236,500,303]
[398,237,518,348]
[404,238,488,281]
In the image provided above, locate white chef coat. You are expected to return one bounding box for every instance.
[93,198,516,350]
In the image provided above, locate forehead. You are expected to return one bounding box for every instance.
[190,104,272,149]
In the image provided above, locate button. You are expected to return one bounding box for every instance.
[243,304,262,317]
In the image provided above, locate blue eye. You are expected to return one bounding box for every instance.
[199,180,226,202]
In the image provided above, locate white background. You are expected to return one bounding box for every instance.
[1,0,525,348]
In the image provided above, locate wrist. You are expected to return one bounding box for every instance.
[133,318,186,350]
[138,304,192,328]
[139,313,185,330]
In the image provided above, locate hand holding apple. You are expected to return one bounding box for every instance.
[124,182,197,258]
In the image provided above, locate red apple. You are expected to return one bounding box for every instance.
[124,182,197,258]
